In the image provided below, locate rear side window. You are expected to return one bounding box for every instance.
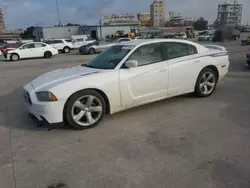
[35,43,46,48]
[163,42,197,60]
[53,40,63,44]
[187,44,197,55]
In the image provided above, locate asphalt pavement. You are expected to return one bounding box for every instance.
[0,37,250,188]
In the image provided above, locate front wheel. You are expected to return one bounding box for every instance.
[88,48,96,54]
[44,51,52,58]
[195,68,217,97]
[63,47,70,53]
[10,53,19,61]
[65,90,106,130]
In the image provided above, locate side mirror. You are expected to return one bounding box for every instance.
[125,60,138,68]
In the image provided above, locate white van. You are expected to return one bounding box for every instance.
[70,35,96,49]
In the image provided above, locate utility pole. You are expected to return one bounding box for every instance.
[56,0,62,25]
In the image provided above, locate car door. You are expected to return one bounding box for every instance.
[162,42,201,96]
[18,43,36,58]
[119,42,168,107]
[52,40,64,50]
[34,43,47,57]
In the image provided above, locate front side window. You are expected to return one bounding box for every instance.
[127,43,163,66]
[84,45,134,69]
[22,43,35,49]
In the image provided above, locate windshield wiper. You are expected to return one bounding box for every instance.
[82,64,95,68]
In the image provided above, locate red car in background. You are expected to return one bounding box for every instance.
[0,43,23,57]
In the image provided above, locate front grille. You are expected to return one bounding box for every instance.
[24,90,32,105]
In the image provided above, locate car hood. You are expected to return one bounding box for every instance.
[30,65,100,90]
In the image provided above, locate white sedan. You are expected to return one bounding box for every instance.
[5,42,58,61]
[23,39,229,130]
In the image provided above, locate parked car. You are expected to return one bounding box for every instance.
[5,42,58,61]
[198,32,214,41]
[44,39,74,53]
[79,38,133,54]
[79,41,114,54]
[71,37,96,49]
[23,39,229,130]
[174,33,187,40]
[247,48,250,66]
[0,43,23,56]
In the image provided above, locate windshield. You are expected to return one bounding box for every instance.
[83,45,134,69]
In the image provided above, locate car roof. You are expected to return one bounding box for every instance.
[120,39,199,46]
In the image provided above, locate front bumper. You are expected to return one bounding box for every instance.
[23,83,66,124]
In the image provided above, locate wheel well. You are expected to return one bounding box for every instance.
[64,46,70,49]
[204,65,219,81]
[10,53,19,57]
[63,88,111,121]
[44,51,52,54]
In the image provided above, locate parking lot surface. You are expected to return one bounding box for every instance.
[0,38,250,188]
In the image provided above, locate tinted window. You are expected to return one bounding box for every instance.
[163,42,189,59]
[22,43,35,49]
[53,40,63,44]
[44,40,54,44]
[187,44,197,55]
[77,38,84,42]
[128,43,163,66]
[65,39,72,43]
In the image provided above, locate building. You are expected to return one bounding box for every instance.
[137,12,151,27]
[0,29,23,41]
[0,8,5,32]
[150,0,166,28]
[99,13,140,26]
[79,25,136,39]
[168,12,184,26]
[216,0,243,27]
[33,26,80,41]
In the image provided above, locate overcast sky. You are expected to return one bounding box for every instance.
[1,0,249,29]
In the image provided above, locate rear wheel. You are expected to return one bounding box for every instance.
[44,51,52,58]
[65,90,106,130]
[88,48,96,54]
[10,53,19,61]
[63,47,70,53]
[195,68,217,97]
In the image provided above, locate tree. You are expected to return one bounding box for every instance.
[193,17,208,30]
[66,23,80,26]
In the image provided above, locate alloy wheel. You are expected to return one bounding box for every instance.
[71,95,103,127]
[199,72,216,95]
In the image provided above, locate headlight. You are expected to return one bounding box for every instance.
[36,91,58,102]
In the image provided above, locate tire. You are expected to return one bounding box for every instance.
[64,90,106,130]
[194,68,218,98]
[10,53,19,61]
[63,47,70,53]
[44,51,52,58]
[88,48,96,55]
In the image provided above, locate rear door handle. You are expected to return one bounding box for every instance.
[195,60,200,63]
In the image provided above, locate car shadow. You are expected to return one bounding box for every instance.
[0,86,198,132]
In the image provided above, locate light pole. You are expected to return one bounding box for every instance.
[56,0,62,25]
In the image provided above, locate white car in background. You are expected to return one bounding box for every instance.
[5,42,58,61]
[174,33,187,40]
[198,32,214,41]
[44,39,74,53]
[71,37,96,49]
[23,39,229,130]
